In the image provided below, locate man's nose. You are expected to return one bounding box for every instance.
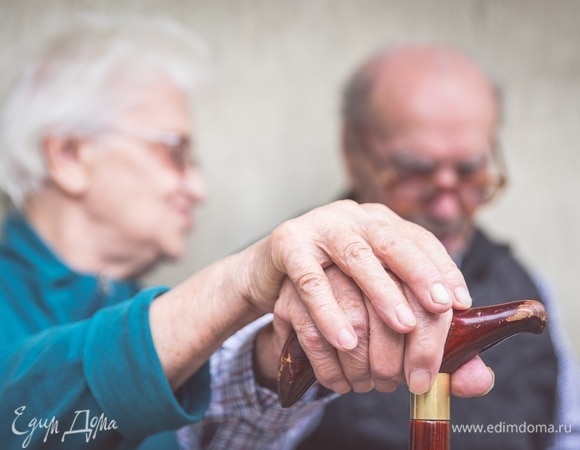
[433,165,461,190]
[428,166,464,219]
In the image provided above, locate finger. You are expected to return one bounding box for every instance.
[329,267,374,393]
[320,207,451,333]
[450,356,495,398]
[403,220,473,311]
[362,216,453,313]
[361,203,472,313]
[274,276,351,394]
[269,221,358,351]
[283,200,419,334]
[292,320,351,394]
[292,265,372,394]
[366,295,404,392]
[334,343,373,393]
[326,232,419,334]
[403,286,453,394]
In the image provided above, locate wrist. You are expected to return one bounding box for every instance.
[149,252,267,390]
[233,236,285,315]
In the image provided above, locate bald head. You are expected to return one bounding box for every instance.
[341,44,505,257]
[342,44,501,136]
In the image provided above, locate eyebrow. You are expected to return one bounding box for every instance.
[388,149,492,165]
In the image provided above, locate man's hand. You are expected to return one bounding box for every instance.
[253,265,493,398]
[152,200,477,392]
[246,200,473,393]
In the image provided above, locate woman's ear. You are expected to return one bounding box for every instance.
[42,135,93,197]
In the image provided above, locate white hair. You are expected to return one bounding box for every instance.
[0,14,211,208]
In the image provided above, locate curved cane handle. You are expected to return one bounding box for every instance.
[277,300,547,407]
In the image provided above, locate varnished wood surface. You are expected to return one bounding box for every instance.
[278,300,547,407]
[409,420,450,450]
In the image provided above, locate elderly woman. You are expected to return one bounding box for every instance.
[0,16,491,449]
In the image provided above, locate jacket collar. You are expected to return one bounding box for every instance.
[0,210,138,295]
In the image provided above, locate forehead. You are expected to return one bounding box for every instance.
[369,66,498,159]
[116,75,193,131]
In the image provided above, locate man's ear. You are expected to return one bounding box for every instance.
[42,135,93,197]
[341,124,363,185]
[342,124,380,202]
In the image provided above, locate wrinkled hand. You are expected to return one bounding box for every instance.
[244,200,480,394]
[251,200,471,346]
[271,265,493,397]
[153,199,488,393]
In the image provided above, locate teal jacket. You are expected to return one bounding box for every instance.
[0,212,210,449]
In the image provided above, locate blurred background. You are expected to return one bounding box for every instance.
[1,0,578,356]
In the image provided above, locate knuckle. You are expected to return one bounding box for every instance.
[407,338,446,369]
[298,326,329,353]
[316,371,347,390]
[343,240,369,261]
[348,312,368,337]
[344,366,371,385]
[274,289,307,323]
[371,229,406,259]
[361,201,392,217]
[296,328,345,389]
[295,271,327,299]
[369,344,404,380]
[371,362,403,382]
[310,356,345,388]
[407,220,436,242]
[333,198,358,211]
[339,239,373,271]
[270,221,300,255]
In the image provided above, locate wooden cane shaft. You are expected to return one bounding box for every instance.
[410,373,450,450]
[409,420,450,450]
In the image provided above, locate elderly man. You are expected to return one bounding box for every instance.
[296,45,579,449]
[0,18,494,450]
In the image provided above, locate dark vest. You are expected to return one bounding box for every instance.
[297,229,558,450]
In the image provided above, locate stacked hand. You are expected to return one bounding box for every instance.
[250,200,493,397]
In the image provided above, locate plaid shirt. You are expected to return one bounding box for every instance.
[177,315,332,449]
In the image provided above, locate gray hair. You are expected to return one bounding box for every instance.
[341,46,392,134]
[0,14,211,208]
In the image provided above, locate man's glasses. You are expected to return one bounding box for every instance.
[102,126,197,173]
[368,149,506,204]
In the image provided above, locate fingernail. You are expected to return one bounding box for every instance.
[331,381,352,395]
[338,328,357,350]
[481,367,496,397]
[431,283,451,305]
[396,304,416,327]
[351,379,374,393]
[409,369,432,395]
[454,285,473,308]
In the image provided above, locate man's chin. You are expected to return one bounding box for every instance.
[412,219,468,252]
[436,228,475,260]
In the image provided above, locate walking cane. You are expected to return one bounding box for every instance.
[277,300,547,450]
